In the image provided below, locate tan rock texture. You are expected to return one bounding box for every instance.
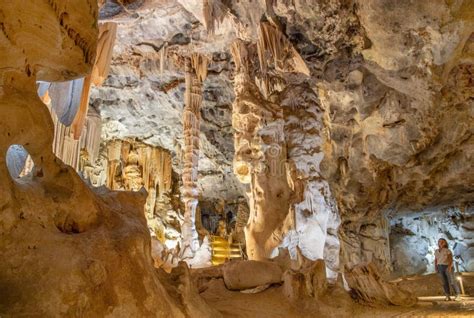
[345,263,417,306]
[230,24,341,278]
[222,260,283,291]
[317,0,473,273]
[0,1,214,316]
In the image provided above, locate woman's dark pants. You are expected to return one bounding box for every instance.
[437,264,460,296]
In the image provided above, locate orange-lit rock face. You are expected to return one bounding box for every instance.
[0,1,207,316]
[0,0,97,185]
[231,64,292,261]
[0,0,98,81]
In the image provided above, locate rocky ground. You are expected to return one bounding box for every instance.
[197,275,474,317]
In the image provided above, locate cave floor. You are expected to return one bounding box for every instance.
[394,296,474,317]
[200,279,474,317]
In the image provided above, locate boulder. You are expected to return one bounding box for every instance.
[222,260,282,290]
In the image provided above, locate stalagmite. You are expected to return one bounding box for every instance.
[231,40,293,260]
[180,54,208,260]
[280,84,341,280]
[0,2,215,314]
[3,0,474,315]
[105,139,173,215]
[230,26,340,267]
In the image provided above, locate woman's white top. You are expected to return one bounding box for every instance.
[435,248,452,265]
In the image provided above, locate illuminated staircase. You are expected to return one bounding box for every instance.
[210,235,244,265]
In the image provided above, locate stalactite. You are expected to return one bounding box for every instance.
[203,0,215,35]
[257,22,310,76]
[43,100,80,170]
[71,75,93,140]
[191,53,209,82]
[160,42,168,75]
[0,1,203,313]
[72,22,117,139]
[230,39,256,76]
[36,94,103,171]
[91,22,117,86]
[106,139,122,189]
[202,0,228,35]
[180,54,208,260]
[80,108,102,164]
[104,139,173,216]
[34,22,116,170]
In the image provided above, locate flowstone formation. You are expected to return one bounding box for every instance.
[317,0,474,276]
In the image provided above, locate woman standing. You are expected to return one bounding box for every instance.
[435,238,461,301]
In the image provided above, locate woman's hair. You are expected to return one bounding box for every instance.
[438,238,448,248]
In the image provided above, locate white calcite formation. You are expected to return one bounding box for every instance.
[279,84,341,279]
[92,0,471,302]
[90,0,245,204]
[317,0,473,276]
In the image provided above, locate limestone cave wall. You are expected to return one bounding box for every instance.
[90,0,473,277]
[390,204,474,277]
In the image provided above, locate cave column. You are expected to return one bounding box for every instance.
[180,55,207,260]
[280,84,341,279]
[230,24,341,268]
[231,40,293,260]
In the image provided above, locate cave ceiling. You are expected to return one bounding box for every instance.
[95,0,473,216]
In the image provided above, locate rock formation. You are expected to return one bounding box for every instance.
[345,262,417,306]
[1,0,473,316]
[231,26,341,279]
[316,0,474,276]
[180,54,209,260]
[33,21,117,171]
[231,40,293,261]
